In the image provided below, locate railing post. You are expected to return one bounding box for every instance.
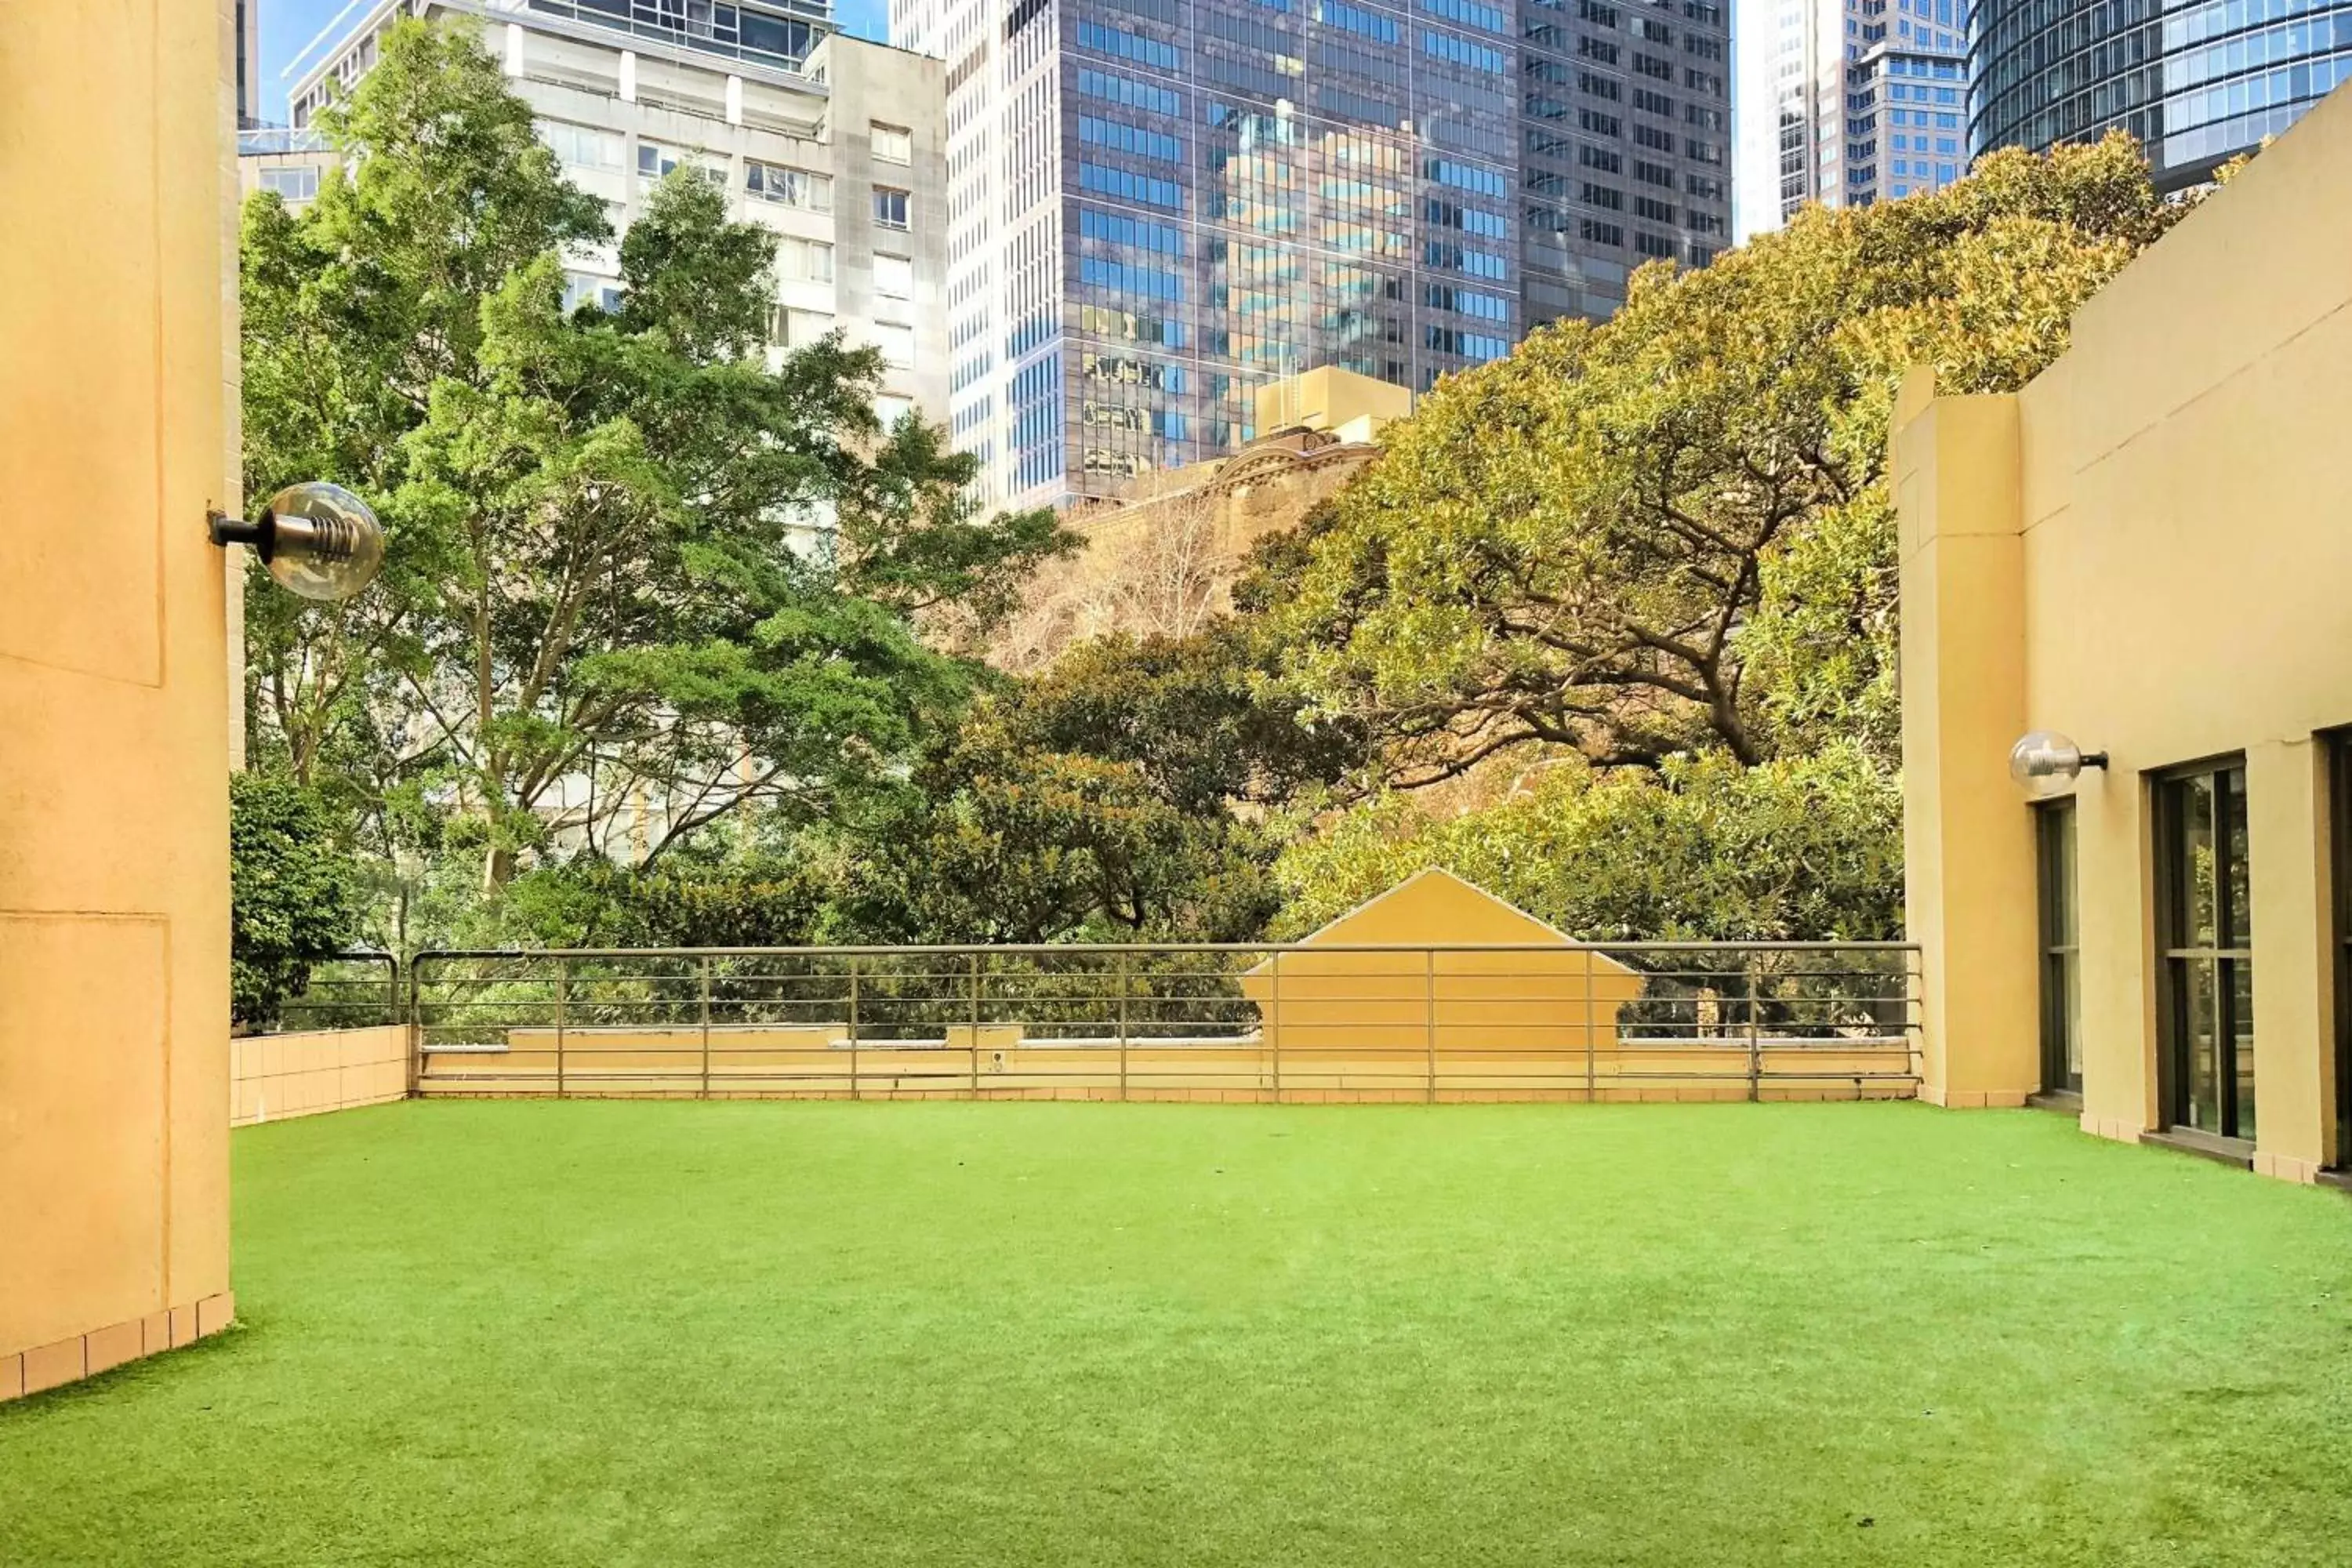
[848,956,861,1102]
[969,951,982,1101]
[1425,947,1438,1105]
[1269,951,1283,1104]
[405,956,422,1101]
[699,956,713,1101]
[1746,954,1762,1104]
[1583,947,1597,1103]
[1116,951,1130,1103]
[554,956,568,1102]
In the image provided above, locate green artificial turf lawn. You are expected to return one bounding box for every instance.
[5,1102,2351,1566]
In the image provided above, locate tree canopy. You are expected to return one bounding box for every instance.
[1264,135,2185,786]
[238,19,1070,902]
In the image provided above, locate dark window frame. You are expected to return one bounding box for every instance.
[2153,755,2256,1143]
[2329,731,2352,1167]
[2034,797,2081,1097]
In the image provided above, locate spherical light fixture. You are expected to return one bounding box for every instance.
[2009,731,2109,798]
[207,482,383,603]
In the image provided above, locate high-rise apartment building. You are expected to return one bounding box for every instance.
[894,0,1731,507]
[1733,0,1969,242]
[1972,0,2352,191]
[281,0,949,428]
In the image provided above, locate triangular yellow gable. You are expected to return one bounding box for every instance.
[1287,866,1582,949]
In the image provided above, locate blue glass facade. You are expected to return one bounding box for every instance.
[909,0,1729,504]
[1973,0,2352,188]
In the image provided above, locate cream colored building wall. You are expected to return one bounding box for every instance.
[1253,365,1414,441]
[230,1027,412,1127]
[0,2,241,1399]
[1896,82,2352,1180]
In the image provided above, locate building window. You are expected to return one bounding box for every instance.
[746,162,832,212]
[260,165,320,201]
[2036,798,2082,1097]
[873,253,915,303]
[873,321,916,368]
[778,237,835,283]
[870,122,913,164]
[768,307,836,347]
[2157,760,2256,1143]
[873,187,911,229]
[538,118,623,172]
[640,140,724,186]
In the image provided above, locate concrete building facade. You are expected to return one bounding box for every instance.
[285,0,950,428]
[893,0,1733,508]
[1971,0,2352,191]
[1733,0,1969,242]
[1896,81,2352,1184]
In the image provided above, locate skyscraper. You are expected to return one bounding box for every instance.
[1733,0,1969,243]
[1972,0,2352,191]
[895,0,1733,506]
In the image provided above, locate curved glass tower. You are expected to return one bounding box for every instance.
[1973,0,2352,190]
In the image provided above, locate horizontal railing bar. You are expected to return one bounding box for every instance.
[414,940,1922,960]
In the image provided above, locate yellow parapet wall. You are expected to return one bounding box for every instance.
[230,1027,411,1127]
[414,873,1913,1104]
[1239,869,1651,1061]
[417,1029,1912,1104]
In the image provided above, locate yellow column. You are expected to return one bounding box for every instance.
[0,1,238,1397]
[2244,737,2333,1181]
[1893,371,2038,1109]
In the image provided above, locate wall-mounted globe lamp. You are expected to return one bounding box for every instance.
[2009,731,2109,798]
[207,482,383,603]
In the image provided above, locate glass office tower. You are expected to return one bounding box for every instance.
[1973,0,2352,191]
[896,0,1732,505]
[1733,0,1969,243]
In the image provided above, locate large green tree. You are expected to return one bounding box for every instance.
[843,627,1370,943]
[1242,136,2201,942]
[1265,135,2188,786]
[240,19,1069,896]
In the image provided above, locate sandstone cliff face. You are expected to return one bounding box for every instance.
[989,430,1383,674]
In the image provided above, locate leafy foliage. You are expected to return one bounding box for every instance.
[230,773,365,1027]
[843,629,1369,943]
[1272,743,1904,942]
[240,20,1070,902]
[1265,134,2187,783]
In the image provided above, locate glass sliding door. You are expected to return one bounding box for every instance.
[2035,799,2082,1095]
[2158,761,2255,1142]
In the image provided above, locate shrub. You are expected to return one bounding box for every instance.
[230,771,364,1029]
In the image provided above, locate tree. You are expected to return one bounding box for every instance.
[1265,135,2190,786]
[230,773,365,1028]
[841,626,1368,943]
[240,19,1072,897]
[238,20,609,794]
[1270,743,1904,943]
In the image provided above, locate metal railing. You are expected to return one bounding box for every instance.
[268,952,405,1033]
[397,942,1922,1105]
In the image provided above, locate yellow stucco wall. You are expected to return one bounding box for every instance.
[1896,82,2352,1180]
[0,1,239,1399]
[1239,869,1649,1062]
[1253,365,1414,441]
[230,1027,412,1127]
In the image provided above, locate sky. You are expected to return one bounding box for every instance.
[257,0,891,125]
